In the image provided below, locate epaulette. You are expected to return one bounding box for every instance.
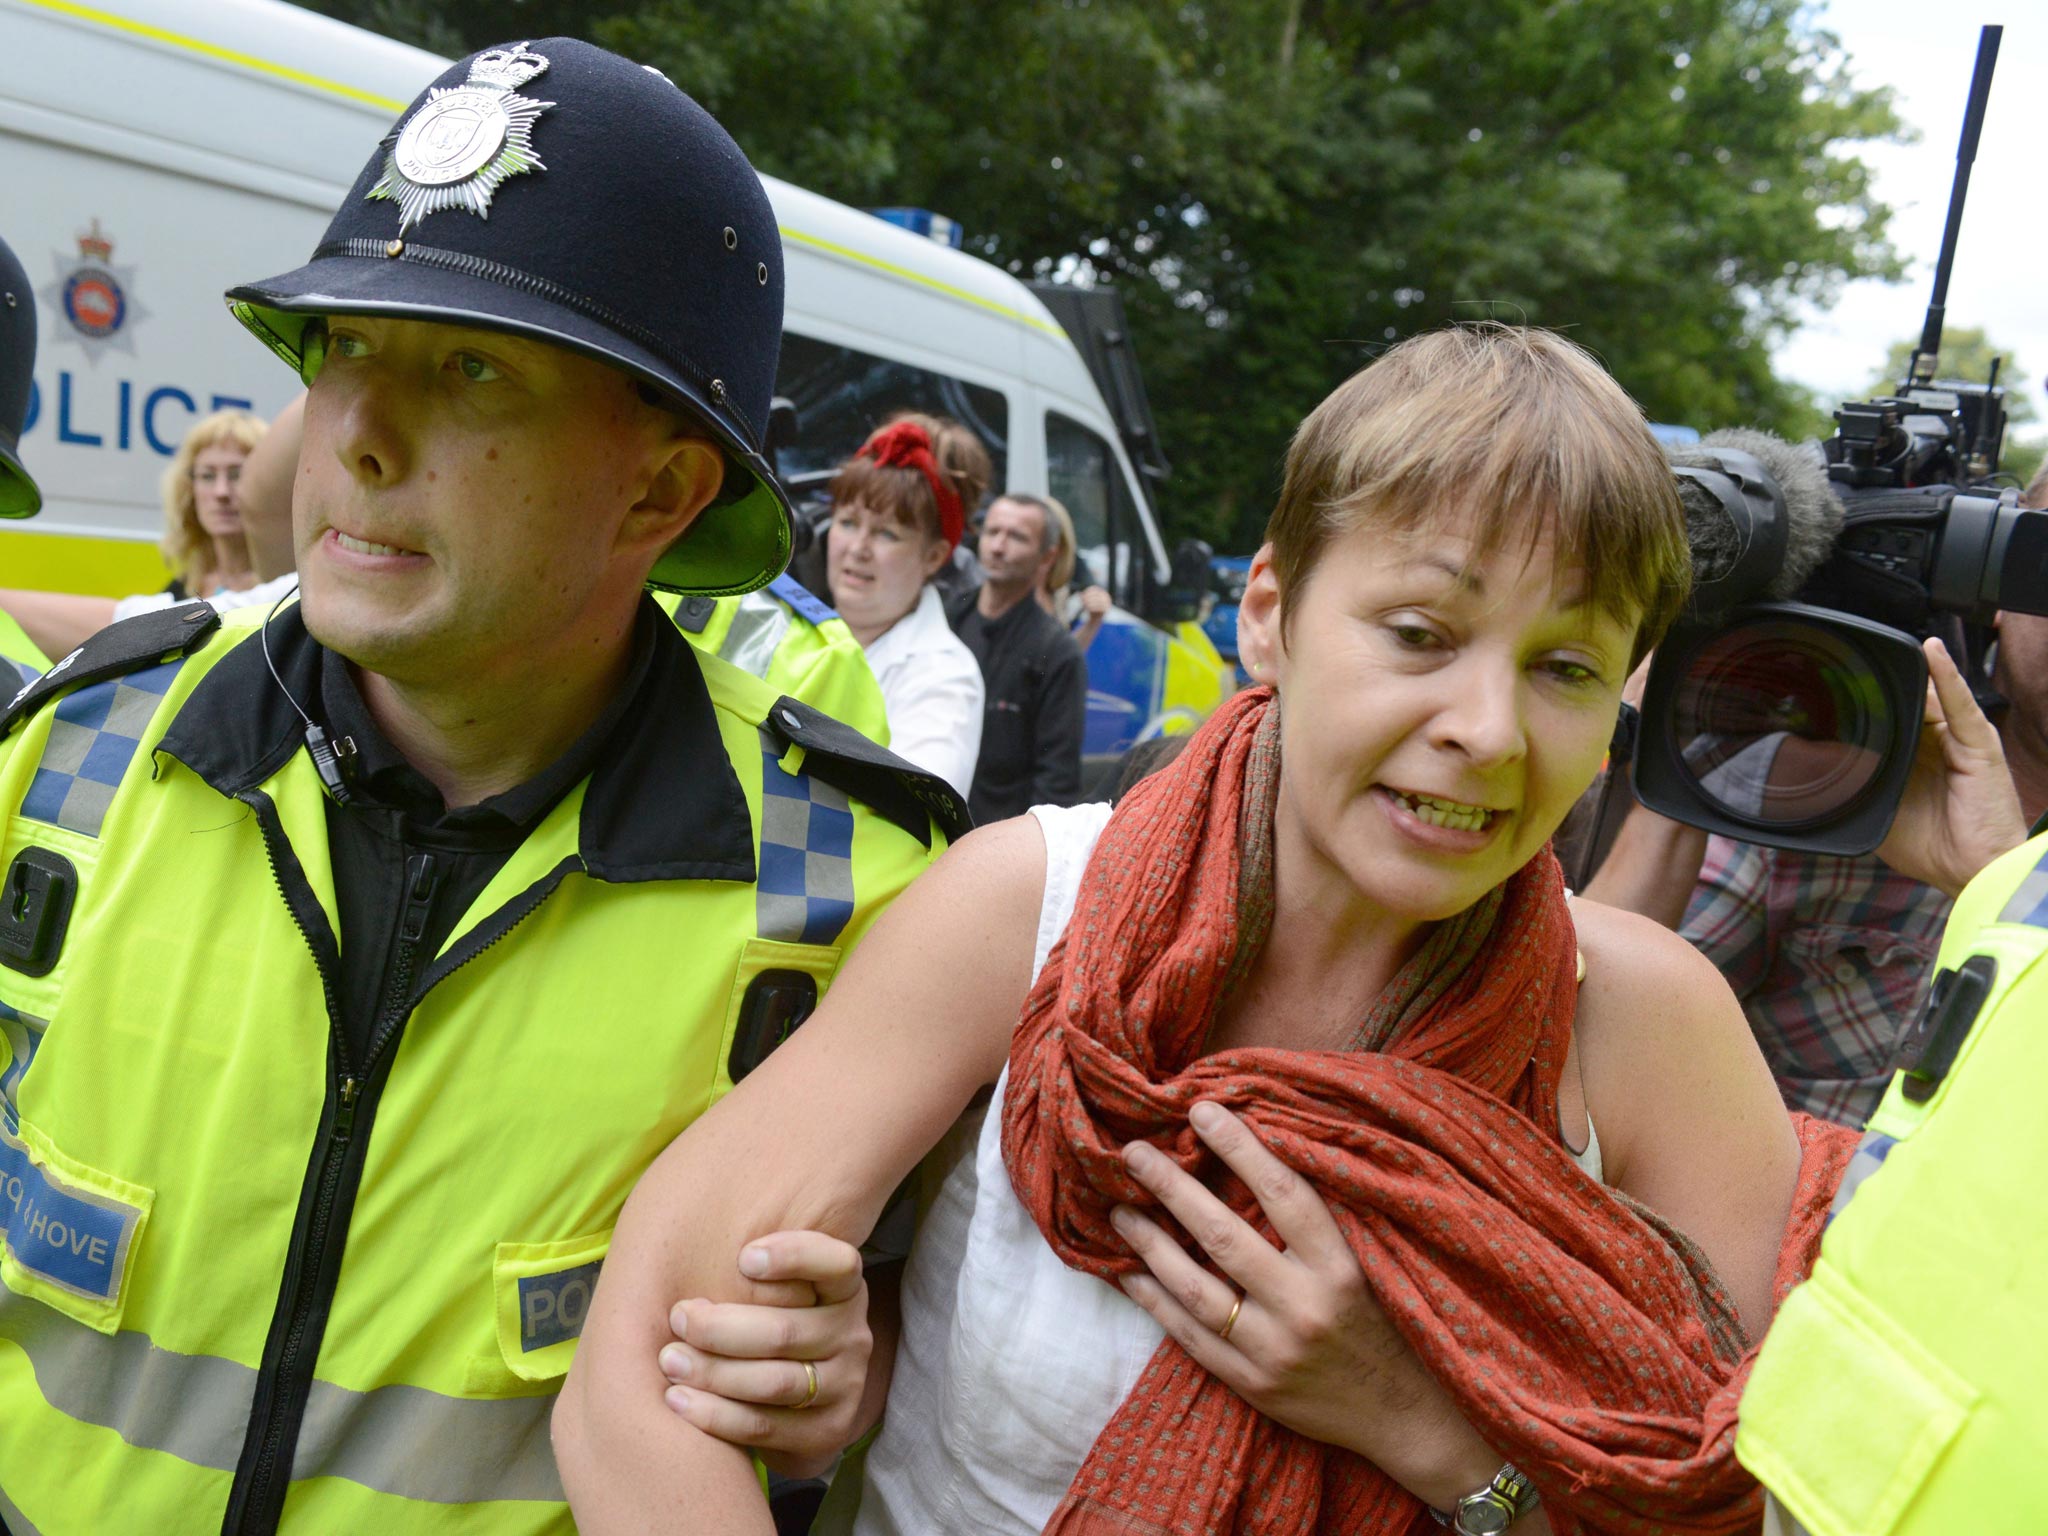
[764,695,972,847]
[767,573,839,628]
[0,602,221,740]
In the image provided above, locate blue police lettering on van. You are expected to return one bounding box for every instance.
[142,386,194,454]
[56,374,100,447]
[19,375,249,457]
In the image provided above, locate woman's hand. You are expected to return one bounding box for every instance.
[658,1230,872,1480]
[1877,637,2027,897]
[1113,1102,1522,1514]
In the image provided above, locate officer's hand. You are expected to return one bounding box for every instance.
[1877,637,2027,898]
[1079,584,1111,618]
[658,1230,870,1479]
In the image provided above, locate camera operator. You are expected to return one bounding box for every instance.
[1583,459,2044,1126]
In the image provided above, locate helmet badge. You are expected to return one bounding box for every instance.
[368,44,555,233]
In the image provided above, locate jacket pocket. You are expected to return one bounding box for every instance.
[466,1228,613,1394]
[713,936,842,1098]
[0,1115,154,1334]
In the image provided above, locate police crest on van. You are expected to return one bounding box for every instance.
[40,220,148,361]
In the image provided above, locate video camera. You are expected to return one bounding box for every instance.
[1629,25,2048,857]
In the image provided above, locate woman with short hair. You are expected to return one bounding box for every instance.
[559,327,1860,1535]
[825,413,989,792]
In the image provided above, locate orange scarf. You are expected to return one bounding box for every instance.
[1002,686,1856,1534]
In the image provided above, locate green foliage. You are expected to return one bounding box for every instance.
[2003,435,2045,494]
[293,0,1903,550]
[1867,326,2036,427]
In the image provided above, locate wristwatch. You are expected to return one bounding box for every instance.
[1427,1463,1539,1535]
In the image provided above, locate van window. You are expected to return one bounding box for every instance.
[1046,411,1144,604]
[776,333,1008,494]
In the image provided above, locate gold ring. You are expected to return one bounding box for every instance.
[1217,1294,1243,1342]
[797,1360,819,1410]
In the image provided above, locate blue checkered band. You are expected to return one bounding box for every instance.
[757,733,855,947]
[0,1000,48,1126]
[1998,843,2048,928]
[1826,1130,1897,1225]
[19,661,183,838]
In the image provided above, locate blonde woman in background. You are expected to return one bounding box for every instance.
[0,407,272,660]
[1037,493,1109,654]
[161,408,266,600]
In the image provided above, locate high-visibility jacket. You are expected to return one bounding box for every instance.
[1737,832,2048,1535]
[0,600,957,1535]
[662,574,889,747]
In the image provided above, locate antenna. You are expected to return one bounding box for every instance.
[1902,25,2001,391]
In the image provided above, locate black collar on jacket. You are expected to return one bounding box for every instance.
[156,597,757,886]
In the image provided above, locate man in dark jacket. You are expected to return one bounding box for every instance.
[951,493,1087,820]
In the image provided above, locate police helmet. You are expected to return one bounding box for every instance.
[0,234,41,519]
[225,39,789,595]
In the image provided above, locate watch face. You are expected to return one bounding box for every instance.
[1458,1498,1514,1536]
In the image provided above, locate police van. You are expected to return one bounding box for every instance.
[0,0,1231,769]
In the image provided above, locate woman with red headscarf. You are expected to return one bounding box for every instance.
[825,412,991,793]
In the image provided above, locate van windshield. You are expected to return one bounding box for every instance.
[776,334,1009,495]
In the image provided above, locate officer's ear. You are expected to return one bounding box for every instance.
[621,419,725,557]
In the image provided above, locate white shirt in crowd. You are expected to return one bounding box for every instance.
[112,571,301,623]
[860,582,982,797]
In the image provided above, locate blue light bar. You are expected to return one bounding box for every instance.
[868,207,964,249]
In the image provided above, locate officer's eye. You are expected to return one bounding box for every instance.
[452,352,501,383]
[328,331,370,360]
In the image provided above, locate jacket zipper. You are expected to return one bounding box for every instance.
[223,810,573,1534]
[224,829,440,1531]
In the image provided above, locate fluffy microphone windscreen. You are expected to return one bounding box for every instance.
[1668,428,1845,600]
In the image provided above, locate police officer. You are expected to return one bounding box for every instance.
[0,40,962,1535]
[0,234,55,678]
[667,577,890,744]
[1737,826,2048,1533]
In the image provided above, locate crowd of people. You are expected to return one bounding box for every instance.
[0,32,2040,1536]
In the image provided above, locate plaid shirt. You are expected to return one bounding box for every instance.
[1681,835,1951,1127]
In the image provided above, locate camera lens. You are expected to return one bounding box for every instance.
[1669,618,1894,828]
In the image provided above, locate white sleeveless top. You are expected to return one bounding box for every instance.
[828,802,1601,1535]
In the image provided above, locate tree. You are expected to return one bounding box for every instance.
[1859,327,2039,488]
[1867,325,2035,425]
[292,0,1904,551]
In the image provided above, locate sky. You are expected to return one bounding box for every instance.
[1771,2,2046,441]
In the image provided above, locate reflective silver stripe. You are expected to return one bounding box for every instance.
[294,1376,562,1502]
[1997,844,2048,925]
[1,1288,563,1504]
[718,590,793,681]
[0,1480,48,1535]
[1,1285,252,1469]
